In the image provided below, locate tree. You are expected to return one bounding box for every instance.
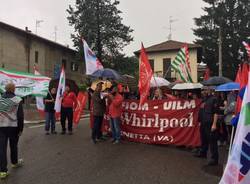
[193,0,250,79]
[67,0,133,67]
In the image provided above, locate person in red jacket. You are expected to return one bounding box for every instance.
[60,86,77,135]
[107,85,124,144]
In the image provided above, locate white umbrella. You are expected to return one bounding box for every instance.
[172,83,203,90]
[150,77,170,87]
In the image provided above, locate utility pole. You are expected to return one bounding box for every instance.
[35,20,44,34]
[218,25,223,76]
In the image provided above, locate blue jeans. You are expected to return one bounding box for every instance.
[45,112,56,132]
[110,117,121,141]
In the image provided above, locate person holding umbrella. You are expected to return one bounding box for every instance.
[91,82,106,144]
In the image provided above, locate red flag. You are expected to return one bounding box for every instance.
[73,92,87,125]
[138,43,153,105]
[240,63,249,88]
[203,67,210,81]
[235,63,249,113]
[235,65,241,83]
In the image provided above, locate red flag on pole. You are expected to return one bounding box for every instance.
[235,65,241,83]
[73,92,87,125]
[138,43,153,105]
[235,63,249,114]
[203,67,210,81]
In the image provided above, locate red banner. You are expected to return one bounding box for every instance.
[121,99,201,146]
[92,99,201,147]
[73,92,87,125]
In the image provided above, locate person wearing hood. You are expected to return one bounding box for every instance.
[0,83,24,179]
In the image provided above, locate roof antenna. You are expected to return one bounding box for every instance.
[35,20,44,34]
[168,16,178,40]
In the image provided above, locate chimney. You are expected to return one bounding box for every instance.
[25,27,32,33]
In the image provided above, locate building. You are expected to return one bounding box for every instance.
[0,21,84,84]
[134,40,202,82]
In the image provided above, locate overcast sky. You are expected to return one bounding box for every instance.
[0,0,207,56]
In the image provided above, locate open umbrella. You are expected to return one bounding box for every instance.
[150,77,170,87]
[121,74,137,91]
[202,76,232,86]
[172,83,203,90]
[91,80,112,91]
[215,82,240,92]
[91,68,121,80]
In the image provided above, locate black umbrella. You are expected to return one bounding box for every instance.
[202,76,232,86]
[91,68,121,80]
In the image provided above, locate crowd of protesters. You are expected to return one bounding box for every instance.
[0,81,237,179]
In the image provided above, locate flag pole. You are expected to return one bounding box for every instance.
[228,126,235,156]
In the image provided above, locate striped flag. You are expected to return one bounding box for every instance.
[184,44,191,73]
[54,66,65,113]
[171,47,193,82]
[243,41,250,58]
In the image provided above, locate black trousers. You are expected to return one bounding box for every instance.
[61,107,73,132]
[200,122,219,162]
[92,116,103,140]
[0,128,19,172]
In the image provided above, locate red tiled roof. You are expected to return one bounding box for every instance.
[134,40,201,55]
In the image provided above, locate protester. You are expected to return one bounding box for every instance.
[195,88,220,166]
[0,83,24,179]
[217,92,228,146]
[224,91,236,142]
[152,88,165,100]
[108,85,124,144]
[44,87,57,135]
[91,82,106,144]
[60,85,77,135]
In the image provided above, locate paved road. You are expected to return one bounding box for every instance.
[2,118,222,184]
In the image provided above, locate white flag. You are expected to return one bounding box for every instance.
[54,67,65,113]
[82,39,103,75]
[219,71,250,184]
[34,66,45,113]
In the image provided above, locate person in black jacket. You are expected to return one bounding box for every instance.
[44,88,57,135]
[0,83,24,179]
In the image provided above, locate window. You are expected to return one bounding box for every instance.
[163,58,171,79]
[62,59,67,69]
[71,62,78,72]
[1,63,5,68]
[149,59,154,71]
[35,51,39,63]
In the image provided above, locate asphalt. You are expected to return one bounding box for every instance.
[1,118,222,184]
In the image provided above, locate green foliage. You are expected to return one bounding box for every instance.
[78,83,88,92]
[193,0,250,79]
[107,55,139,78]
[67,0,133,66]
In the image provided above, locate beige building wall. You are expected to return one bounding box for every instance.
[148,49,198,82]
[0,27,84,84]
[0,27,28,72]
